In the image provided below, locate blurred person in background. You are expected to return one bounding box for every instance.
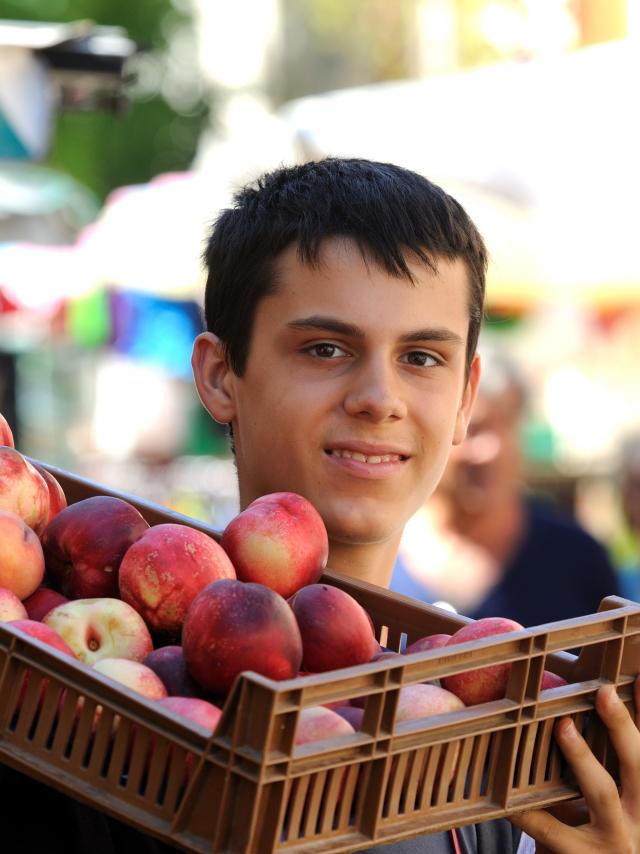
[610,432,640,601]
[391,346,620,626]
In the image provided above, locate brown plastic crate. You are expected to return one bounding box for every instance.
[0,460,638,853]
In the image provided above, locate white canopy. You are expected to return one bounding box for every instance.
[280,39,640,307]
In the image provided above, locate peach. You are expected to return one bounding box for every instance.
[295,705,355,745]
[85,658,168,736]
[441,617,524,706]
[0,447,50,534]
[119,523,236,636]
[0,411,14,447]
[152,696,223,783]
[182,579,303,695]
[9,618,77,708]
[332,705,364,731]
[44,597,153,665]
[156,695,222,732]
[41,496,149,599]
[32,464,67,525]
[9,618,76,657]
[541,670,568,690]
[0,509,45,599]
[22,586,69,622]
[288,583,377,672]
[143,645,202,698]
[391,684,465,791]
[92,657,168,700]
[395,683,465,722]
[370,650,403,663]
[0,587,28,621]
[404,633,452,655]
[221,492,328,598]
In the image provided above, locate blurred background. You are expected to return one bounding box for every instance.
[1,1,639,584]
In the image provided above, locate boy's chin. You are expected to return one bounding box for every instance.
[325,511,404,549]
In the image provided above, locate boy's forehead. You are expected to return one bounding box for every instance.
[273,236,467,292]
[260,237,472,351]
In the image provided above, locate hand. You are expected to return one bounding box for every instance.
[511,676,640,853]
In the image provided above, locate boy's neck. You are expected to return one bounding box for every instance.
[326,535,401,590]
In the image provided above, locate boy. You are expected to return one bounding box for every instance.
[191,158,640,853]
[3,158,639,853]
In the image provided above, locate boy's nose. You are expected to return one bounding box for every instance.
[342,359,408,422]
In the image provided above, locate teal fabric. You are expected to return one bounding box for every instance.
[0,112,30,159]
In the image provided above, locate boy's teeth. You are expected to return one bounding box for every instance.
[331,449,400,464]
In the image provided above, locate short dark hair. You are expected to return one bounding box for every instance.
[203,157,487,376]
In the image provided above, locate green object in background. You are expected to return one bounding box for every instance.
[184,402,230,457]
[66,289,111,348]
[521,418,556,465]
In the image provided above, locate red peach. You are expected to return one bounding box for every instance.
[295,706,355,745]
[0,509,45,599]
[288,584,377,672]
[0,587,28,621]
[9,618,77,708]
[0,412,14,448]
[395,683,465,722]
[152,696,223,782]
[9,618,76,657]
[541,670,569,690]
[119,523,236,636]
[183,579,303,695]
[404,634,452,655]
[32,465,67,525]
[22,587,69,622]
[221,492,328,598]
[332,705,364,731]
[156,695,222,732]
[370,650,403,663]
[391,684,465,791]
[92,657,168,700]
[41,496,149,599]
[143,645,202,698]
[441,617,524,706]
[0,447,50,534]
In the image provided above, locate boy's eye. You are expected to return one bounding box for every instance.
[307,342,347,359]
[401,351,439,367]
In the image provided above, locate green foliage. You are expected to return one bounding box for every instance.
[4,0,209,201]
[47,99,207,201]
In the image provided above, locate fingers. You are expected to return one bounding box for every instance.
[546,798,590,828]
[553,715,624,836]
[511,681,640,853]
[596,682,640,820]
[510,808,574,854]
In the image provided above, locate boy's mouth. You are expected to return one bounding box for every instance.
[325,448,408,465]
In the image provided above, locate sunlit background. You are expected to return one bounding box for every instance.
[1,0,639,547]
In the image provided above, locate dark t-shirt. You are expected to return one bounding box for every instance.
[392,498,620,627]
[0,765,522,853]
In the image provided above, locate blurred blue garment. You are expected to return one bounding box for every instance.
[109,290,204,379]
[391,499,620,627]
[616,563,640,603]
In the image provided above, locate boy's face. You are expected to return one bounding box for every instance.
[193,237,479,550]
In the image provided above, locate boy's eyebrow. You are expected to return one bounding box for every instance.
[287,315,364,337]
[286,315,464,345]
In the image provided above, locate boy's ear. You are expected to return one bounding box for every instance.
[191,332,237,424]
[452,353,481,446]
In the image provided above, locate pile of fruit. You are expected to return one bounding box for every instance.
[0,410,567,748]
